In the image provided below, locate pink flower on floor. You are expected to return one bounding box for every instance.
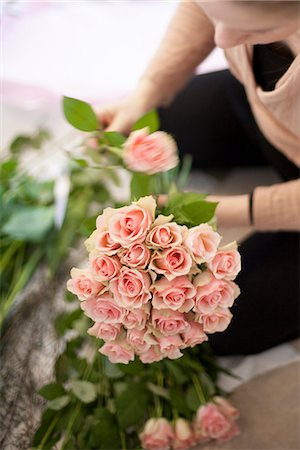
[90,252,121,281]
[146,218,183,249]
[183,224,221,264]
[217,422,240,443]
[213,396,240,420]
[118,243,151,269]
[195,403,232,440]
[152,309,190,336]
[193,272,240,314]
[81,292,125,323]
[181,322,208,347]
[123,127,179,175]
[66,268,106,301]
[99,339,135,364]
[108,196,156,247]
[87,322,122,341]
[197,308,233,333]
[110,267,151,309]
[208,242,241,280]
[152,276,196,312]
[149,247,193,281]
[139,417,175,450]
[173,418,196,450]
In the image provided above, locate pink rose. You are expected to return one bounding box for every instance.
[139,417,175,450]
[181,322,208,347]
[87,322,122,341]
[197,308,232,333]
[118,243,151,269]
[127,328,150,353]
[146,219,183,249]
[108,196,156,247]
[152,276,196,312]
[208,242,241,280]
[149,247,193,281]
[81,292,125,323]
[195,403,232,440]
[213,396,239,421]
[90,252,121,281]
[110,267,152,309]
[85,229,121,255]
[183,224,221,264]
[139,345,164,364]
[193,272,240,314]
[173,418,196,450]
[99,339,135,364]
[217,422,240,443]
[122,305,150,330]
[96,206,116,231]
[67,268,106,301]
[123,127,179,175]
[158,335,184,360]
[152,309,190,336]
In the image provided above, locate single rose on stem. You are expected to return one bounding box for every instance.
[194,403,232,440]
[173,418,196,450]
[196,308,233,333]
[123,127,179,175]
[208,241,241,280]
[139,417,175,450]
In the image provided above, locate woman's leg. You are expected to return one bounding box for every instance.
[209,232,300,355]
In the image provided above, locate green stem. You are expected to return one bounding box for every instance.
[120,430,127,450]
[60,403,81,450]
[0,240,23,272]
[37,410,62,450]
[192,374,206,405]
[104,146,123,159]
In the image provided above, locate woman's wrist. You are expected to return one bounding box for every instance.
[207,194,251,228]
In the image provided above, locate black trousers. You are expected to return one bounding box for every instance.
[158,70,300,355]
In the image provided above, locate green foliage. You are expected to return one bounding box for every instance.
[115,382,151,429]
[63,96,99,132]
[48,395,71,410]
[70,380,97,404]
[38,383,66,400]
[9,128,51,153]
[130,172,156,200]
[132,109,160,133]
[103,131,126,148]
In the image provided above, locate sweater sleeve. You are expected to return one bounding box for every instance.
[140,0,215,106]
[253,179,300,231]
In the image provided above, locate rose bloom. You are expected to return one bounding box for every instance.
[193,272,240,314]
[139,417,175,450]
[99,339,135,364]
[89,251,121,281]
[181,322,208,347]
[149,247,193,281]
[183,224,221,264]
[158,334,184,360]
[139,345,164,364]
[213,397,240,421]
[108,196,156,247]
[146,219,183,249]
[85,229,121,255]
[118,243,151,269]
[123,127,179,175]
[110,267,152,309]
[122,304,150,330]
[173,418,196,450]
[81,292,125,323]
[127,328,151,353]
[152,309,190,336]
[152,275,196,312]
[87,322,122,341]
[208,242,241,281]
[197,308,233,333]
[67,268,106,301]
[195,403,232,440]
[217,422,240,443]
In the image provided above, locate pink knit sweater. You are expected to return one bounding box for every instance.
[141,1,300,231]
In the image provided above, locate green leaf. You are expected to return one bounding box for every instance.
[164,192,207,212]
[164,360,188,385]
[32,409,57,446]
[63,96,99,132]
[170,386,190,416]
[9,135,32,153]
[186,385,201,412]
[130,172,155,200]
[104,358,124,379]
[117,359,144,376]
[70,380,97,403]
[115,382,150,429]
[2,206,54,242]
[88,410,121,449]
[38,383,66,400]
[74,158,89,168]
[48,395,70,410]
[54,308,82,336]
[147,382,170,400]
[103,131,126,147]
[132,109,160,133]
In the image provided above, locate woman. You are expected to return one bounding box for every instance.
[98,1,300,355]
